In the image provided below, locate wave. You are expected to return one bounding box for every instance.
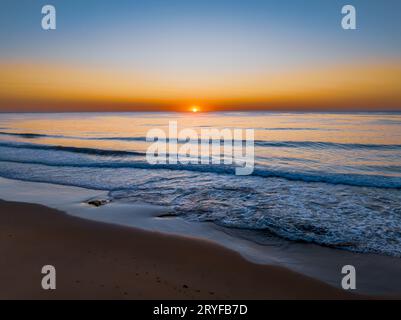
[254,141,401,150]
[0,141,144,157]
[1,140,401,189]
[97,137,401,150]
[1,155,400,189]
[263,127,338,131]
[2,131,401,150]
[0,131,64,139]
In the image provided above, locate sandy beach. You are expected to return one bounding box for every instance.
[0,199,356,300]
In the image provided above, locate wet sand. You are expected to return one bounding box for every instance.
[0,199,356,300]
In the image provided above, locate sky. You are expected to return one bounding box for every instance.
[1,0,401,112]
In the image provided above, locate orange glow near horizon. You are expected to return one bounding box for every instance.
[1,60,401,112]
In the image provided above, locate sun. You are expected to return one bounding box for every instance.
[191,106,200,113]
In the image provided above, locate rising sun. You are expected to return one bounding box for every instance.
[191,106,200,113]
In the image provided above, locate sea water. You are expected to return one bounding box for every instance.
[0,112,400,256]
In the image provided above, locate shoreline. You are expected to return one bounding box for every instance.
[1,177,401,298]
[0,199,354,299]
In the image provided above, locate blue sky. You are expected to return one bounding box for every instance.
[1,0,401,72]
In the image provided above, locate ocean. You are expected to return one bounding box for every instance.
[1,112,401,257]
